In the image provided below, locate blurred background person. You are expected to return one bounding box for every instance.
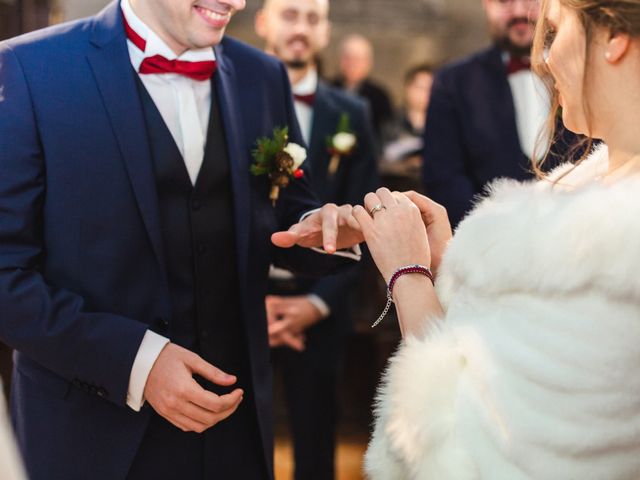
[422,0,577,228]
[380,63,435,192]
[332,34,394,144]
[255,1,378,479]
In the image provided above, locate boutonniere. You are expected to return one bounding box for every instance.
[326,113,357,177]
[251,127,307,206]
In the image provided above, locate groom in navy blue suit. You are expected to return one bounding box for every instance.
[0,0,360,478]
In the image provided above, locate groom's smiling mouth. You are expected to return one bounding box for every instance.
[194,4,232,28]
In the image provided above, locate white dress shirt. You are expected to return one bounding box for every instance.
[121,0,213,185]
[122,0,216,411]
[292,68,318,146]
[505,53,551,160]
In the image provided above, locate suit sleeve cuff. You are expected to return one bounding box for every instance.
[126,330,170,412]
[307,294,331,318]
[300,209,362,260]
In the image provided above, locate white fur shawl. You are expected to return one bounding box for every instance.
[365,145,640,479]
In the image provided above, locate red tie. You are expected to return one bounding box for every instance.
[122,12,217,81]
[507,56,531,75]
[293,93,316,107]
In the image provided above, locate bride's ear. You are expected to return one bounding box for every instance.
[604,32,631,63]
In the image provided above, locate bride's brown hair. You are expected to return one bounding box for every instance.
[531,0,640,178]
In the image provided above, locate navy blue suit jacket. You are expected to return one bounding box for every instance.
[0,2,348,478]
[422,45,574,227]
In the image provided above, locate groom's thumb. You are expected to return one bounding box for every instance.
[271,230,299,248]
[188,354,237,386]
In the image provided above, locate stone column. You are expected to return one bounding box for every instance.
[57,0,108,20]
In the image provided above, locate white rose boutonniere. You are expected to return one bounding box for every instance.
[332,132,357,153]
[251,127,307,206]
[283,143,307,170]
[327,113,357,177]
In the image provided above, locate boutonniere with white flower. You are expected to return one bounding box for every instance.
[251,127,307,206]
[326,113,357,177]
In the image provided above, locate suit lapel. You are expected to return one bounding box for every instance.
[213,42,250,289]
[86,1,169,294]
[309,83,340,177]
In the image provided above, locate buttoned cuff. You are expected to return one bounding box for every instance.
[126,330,170,411]
[300,209,362,260]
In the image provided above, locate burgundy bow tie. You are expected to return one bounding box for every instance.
[293,93,316,107]
[507,56,531,75]
[122,12,217,81]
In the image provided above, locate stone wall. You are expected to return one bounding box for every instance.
[56,0,490,104]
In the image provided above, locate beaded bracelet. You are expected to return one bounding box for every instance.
[371,264,434,328]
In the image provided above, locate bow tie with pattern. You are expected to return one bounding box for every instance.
[122,13,217,81]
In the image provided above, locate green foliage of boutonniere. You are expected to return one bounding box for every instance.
[251,127,307,206]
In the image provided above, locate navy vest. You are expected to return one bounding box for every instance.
[135,79,249,387]
[130,78,268,479]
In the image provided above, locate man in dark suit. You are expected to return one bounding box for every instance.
[255,1,378,478]
[0,0,360,478]
[422,0,574,227]
[331,34,393,143]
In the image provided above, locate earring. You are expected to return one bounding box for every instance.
[605,51,612,60]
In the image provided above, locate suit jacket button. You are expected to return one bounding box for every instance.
[192,200,202,211]
[155,317,169,329]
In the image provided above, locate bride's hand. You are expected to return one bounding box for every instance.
[402,191,452,276]
[350,188,430,282]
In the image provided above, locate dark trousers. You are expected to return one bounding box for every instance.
[273,314,347,480]
[127,388,268,480]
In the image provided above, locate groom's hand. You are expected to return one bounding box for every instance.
[271,203,363,253]
[144,343,243,433]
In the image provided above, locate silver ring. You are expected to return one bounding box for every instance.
[368,203,386,217]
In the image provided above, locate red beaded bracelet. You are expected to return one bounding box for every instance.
[371,264,434,328]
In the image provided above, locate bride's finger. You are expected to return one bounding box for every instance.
[376,187,398,207]
[347,212,362,232]
[352,205,375,236]
[364,192,383,213]
[393,191,413,205]
[402,191,447,221]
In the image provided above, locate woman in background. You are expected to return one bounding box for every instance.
[357,0,640,478]
[379,64,435,191]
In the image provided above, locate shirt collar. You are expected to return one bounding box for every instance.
[292,68,319,96]
[120,0,215,72]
